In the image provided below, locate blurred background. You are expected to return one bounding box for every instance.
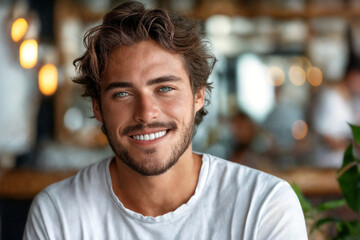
[1,0,360,239]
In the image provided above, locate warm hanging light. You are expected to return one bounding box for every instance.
[289,66,306,86]
[11,18,28,42]
[268,66,285,86]
[292,120,308,140]
[38,64,58,96]
[307,66,323,86]
[19,39,38,68]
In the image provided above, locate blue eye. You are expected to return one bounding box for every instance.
[159,87,173,92]
[115,92,129,98]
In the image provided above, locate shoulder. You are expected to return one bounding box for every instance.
[204,153,286,188]
[33,157,112,213]
[202,154,307,239]
[203,153,296,206]
[23,158,113,239]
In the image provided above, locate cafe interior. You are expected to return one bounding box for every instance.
[1,0,360,239]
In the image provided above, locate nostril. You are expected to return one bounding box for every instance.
[133,98,160,123]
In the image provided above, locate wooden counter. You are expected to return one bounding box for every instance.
[269,168,341,195]
[0,168,78,199]
[0,167,340,199]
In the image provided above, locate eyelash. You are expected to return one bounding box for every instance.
[113,87,174,99]
[158,86,174,93]
[114,92,130,98]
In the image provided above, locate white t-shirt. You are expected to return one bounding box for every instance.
[23,154,308,240]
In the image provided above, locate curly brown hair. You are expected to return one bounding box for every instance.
[73,1,216,127]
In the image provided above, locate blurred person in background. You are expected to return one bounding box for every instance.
[23,1,307,239]
[262,85,305,168]
[311,57,360,168]
[228,111,273,170]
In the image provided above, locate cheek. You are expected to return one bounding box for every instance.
[160,95,194,120]
[101,101,132,126]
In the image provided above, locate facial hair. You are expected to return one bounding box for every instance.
[102,117,194,176]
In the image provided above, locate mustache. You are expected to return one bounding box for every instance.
[122,122,178,135]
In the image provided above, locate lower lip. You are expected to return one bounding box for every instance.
[129,131,169,146]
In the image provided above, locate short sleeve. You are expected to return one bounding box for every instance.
[23,190,63,240]
[256,181,308,240]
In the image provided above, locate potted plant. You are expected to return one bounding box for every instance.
[293,124,360,239]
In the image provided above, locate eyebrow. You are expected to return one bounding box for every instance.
[147,75,181,86]
[104,75,182,92]
[104,82,132,91]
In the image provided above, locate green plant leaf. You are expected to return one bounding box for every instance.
[349,124,360,145]
[349,124,360,161]
[334,236,360,240]
[316,198,346,213]
[337,145,360,212]
[334,220,360,239]
[312,219,360,239]
[291,183,313,213]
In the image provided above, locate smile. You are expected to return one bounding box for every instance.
[131,130,167,141]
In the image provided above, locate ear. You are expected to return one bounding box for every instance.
[92,99,103,123]
[194,87,205,113]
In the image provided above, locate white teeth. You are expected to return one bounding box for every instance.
[132,130,167,141]
[149,133,155,140]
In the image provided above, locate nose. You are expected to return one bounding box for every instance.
[133,93,160,123]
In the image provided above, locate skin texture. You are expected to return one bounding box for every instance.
[93,40,205,216]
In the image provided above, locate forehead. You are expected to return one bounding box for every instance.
[109,40,181,61]
[103,40,188,82]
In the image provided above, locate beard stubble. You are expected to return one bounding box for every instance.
[103,117,194,176]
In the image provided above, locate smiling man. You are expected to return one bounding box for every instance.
[23,1,308,239]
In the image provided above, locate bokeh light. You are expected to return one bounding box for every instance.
[292,120,308,140]
[289,66,306,86]
[11,18,28,42]
[268,66,285,86]
[307,66,323,86]
[19,39,38,68]
[38,64,58,96]
[64,107,84,131]
[205,15,232,35]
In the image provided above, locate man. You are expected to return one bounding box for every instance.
[23,1,308,239]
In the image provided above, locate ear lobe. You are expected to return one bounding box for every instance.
[194,87,205,112]
[92,99,103,123]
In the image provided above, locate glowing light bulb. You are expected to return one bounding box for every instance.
[11,18,28,42]
[268,66,285,86]
[19,39,38,68]
[307,66,323,86]
[292,120,308,140]
[289,66,306,86]
[38,64,58,96]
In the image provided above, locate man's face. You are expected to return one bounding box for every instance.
[93,40,205,176]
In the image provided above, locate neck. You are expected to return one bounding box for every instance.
[109,149,202,217]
